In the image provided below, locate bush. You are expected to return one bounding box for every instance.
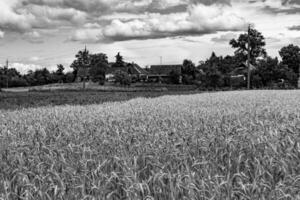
[114,70,131,86]
[9,77,29,87]
[169,70,181,84]
[65,72,75,83]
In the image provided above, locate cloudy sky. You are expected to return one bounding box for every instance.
[0,0,299,73]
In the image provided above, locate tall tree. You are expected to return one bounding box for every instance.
[256,56,279,86]
[198,52,225,88]
[230,27,267,64]
[89,53,109,85]
[90,53,108,66]
[76,47,90,67]
[182,59,196,76]
[279,44,300,74]
[113,52,125,68]
[56,64,65,76]
[70,47,91,79]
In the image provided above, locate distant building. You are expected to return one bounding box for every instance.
[148,64,182,83]
[105,62,148,82]
[150,65,182,76]
[230,62,256,88]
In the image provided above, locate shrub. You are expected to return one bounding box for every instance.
[114,70,132,86]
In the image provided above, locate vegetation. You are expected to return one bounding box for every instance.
[0,90,299,199]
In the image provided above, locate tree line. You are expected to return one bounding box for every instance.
[0,27,299,89]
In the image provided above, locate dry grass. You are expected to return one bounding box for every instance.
[0,90,300,199]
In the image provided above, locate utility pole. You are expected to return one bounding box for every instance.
[247,24,251,90]
[5,59,9,88]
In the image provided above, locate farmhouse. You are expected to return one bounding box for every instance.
[105,62,148,82]
[230,62,256,87]
[147,64,182,83]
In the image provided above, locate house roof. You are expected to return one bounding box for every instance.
[231,62,256,75]
[127,63,148,75]
[241,62,256,71]
[150,65,182,75]
[106,67,128,74]
[106,63,149,75]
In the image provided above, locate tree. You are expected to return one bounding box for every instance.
[89,53,109,85]
[56,64,65,76]
[169,70,181,84]
[256,56,279,86]
[90,53,108,65]
[70,47,91,79]
[198,52,225,88]
[113,52,125,68]
[114,70,131,86]
[76,47,90,67]
[230,27,267,64]
[182,59,197,84]
[279,44,300,74]
[182,60,196,77]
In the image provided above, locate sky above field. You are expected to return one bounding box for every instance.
[0,0,300,73]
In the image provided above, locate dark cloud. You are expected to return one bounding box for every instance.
[262,5,300,14]
[147,4,188,14]
[282,0,300,6]
[190,0,231,5]
[22,0,110,13]
[288,25,300,31]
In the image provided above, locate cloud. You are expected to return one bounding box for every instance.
[23,31,44,43]
[0,0,33,32]
[282,0,300,6]
[254,0,300,14]
[288,25,300,30]
[69,29,102,43]
[211,32,238,43]
[71,3,246,42]
[25,5,87,28]
[10,62,44,74]
[28,56,41,62]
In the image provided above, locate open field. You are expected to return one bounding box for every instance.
[0,90,300,199]
[0,90,201,110]
[0,82,197,93]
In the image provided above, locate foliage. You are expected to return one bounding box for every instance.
[65,72,75,83]
[70,48,90,79]
[230,27,267,63]
[113,52,125,68]
[114,70,131,86]
[169,70,181,84]
[279,44,300,74]
[198,52,225,88]
[1,91,300,199]
[56,64,65,76]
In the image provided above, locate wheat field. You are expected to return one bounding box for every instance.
[0,90,300,200]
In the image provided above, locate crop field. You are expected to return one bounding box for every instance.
[0,90,300,199]
[0,90,201,111]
